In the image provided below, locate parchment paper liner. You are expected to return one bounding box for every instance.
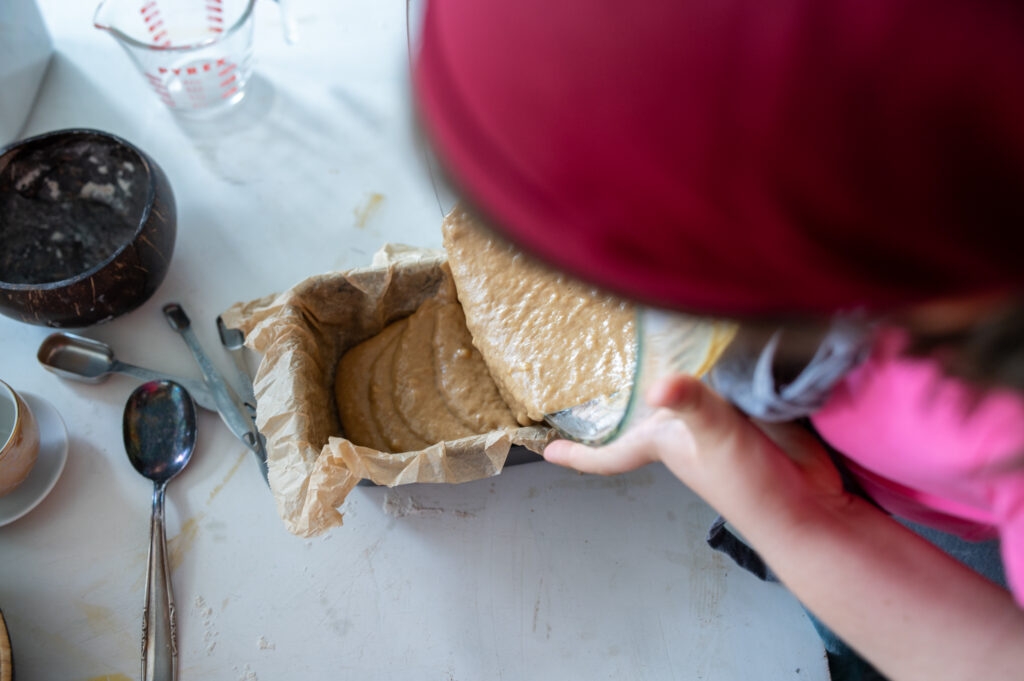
[221,244,554,537]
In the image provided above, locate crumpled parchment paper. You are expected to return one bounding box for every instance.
[221,244,554,537]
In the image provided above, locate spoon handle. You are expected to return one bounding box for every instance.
[142,482,177,681]
[112,361,219,413]
[163,303,269,481]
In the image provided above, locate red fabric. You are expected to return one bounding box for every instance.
[414,0,1024,316]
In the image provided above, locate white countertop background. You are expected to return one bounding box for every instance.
[0,1,828,679]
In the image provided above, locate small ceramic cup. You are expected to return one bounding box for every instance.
[0,380,40,496]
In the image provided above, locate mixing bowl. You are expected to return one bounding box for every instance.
[0,129,176,328]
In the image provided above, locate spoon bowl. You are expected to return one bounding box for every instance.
[216,315,246,352]
[124,380,196,483]
[122,380,196,681]
[40,332,219,412]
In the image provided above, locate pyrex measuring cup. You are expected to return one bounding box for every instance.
[94,0,256,116]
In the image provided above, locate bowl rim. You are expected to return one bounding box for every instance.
[0,128,159,291]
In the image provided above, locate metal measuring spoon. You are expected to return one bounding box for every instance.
[215,316,256,415]
[164,303,268,482]
[38,332,218,412]
[216,316,271,485]
[123,380,197,681]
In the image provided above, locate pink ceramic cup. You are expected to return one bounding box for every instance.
[0,380,40,496]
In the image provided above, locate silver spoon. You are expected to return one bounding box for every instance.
[123,380,197,681]
[38,332,218,412]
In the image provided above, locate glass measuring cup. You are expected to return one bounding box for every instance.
[545,308,738,446]
[94,0,256,116]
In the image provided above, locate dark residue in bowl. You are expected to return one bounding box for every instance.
[0,128,176,328]
[0,138,148,284]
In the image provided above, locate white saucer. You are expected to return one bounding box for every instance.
[0,393,69,527]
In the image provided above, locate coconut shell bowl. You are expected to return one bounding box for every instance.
[0,129,176,328]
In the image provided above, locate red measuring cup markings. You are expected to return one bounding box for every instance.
[95,0,255,115]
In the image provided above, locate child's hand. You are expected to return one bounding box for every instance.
[543,375,847,520]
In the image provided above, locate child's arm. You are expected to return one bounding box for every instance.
[544,375,1024,681]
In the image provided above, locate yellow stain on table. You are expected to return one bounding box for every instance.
[168,513,205,572]
[353,192,384,229]
[78,602,117,636]
[208,451,248,505]
[86,675,133,681]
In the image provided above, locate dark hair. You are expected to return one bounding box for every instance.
[906,299,1024,393]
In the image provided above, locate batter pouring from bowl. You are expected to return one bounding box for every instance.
[411,0,1024,679]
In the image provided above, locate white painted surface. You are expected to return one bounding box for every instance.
[0,2,828,679]
[0,0,53,145]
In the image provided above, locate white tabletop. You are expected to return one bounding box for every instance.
[0,2,827,679]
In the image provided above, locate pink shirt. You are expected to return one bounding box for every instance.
[812,328,1024,605]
